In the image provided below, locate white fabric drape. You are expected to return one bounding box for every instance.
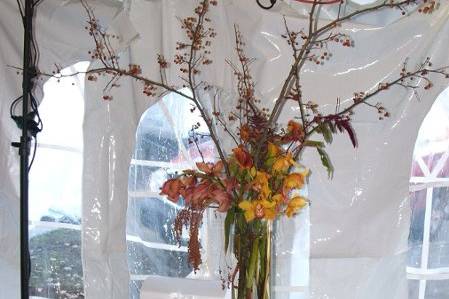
[0,2,23,296]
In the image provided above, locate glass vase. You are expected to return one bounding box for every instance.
[230,215,273,299]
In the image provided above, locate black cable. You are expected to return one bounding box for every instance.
[16,0,24,19]
[10,95,24,118]
[10,94,42,142]
[30,93,43,132]
[33,0,45,7]
[256,0,277,9]
[28,136,38,172]
[16,0,41,78]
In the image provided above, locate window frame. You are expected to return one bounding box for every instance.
[407,147,449,298]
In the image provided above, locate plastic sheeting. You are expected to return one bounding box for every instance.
[93,1,448,298]
[1,0,449,298]
[0,0,124,298]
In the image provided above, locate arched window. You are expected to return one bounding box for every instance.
[29,61,89,298]
[408,86,449,298]
[126,89,220,297]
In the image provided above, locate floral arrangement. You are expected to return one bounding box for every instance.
[35,0,448,298]
[162,119,310,297]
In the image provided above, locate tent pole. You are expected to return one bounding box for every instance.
[19,0,35,297]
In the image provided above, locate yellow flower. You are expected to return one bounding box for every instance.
[267,142,281,158]
[239,199,278,222]
[283,170,309,191]
[272,193,286,204]
[272,152,296,173]
[249,167,257,177]
[265,142,281,168]
[254,171,270,184]
[285,196,307,217]
[239,200,256,222]
[252,171,271,199]
[262,200,277,220]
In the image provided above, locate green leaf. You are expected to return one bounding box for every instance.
[317,147,334,178]
[229,161,238,176]
[246,238,259,289]
[264,157,275,168]
[320,123,333,144]
[328,121,337,133]
[224,209,235,253]
[304,140,325,148]
[258,236,267,286]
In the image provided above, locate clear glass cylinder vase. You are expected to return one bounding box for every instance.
[226,217,273,299]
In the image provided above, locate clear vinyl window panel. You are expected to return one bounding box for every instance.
[127,89,214,284]
[29,61,89,299]
[408,86,449,299]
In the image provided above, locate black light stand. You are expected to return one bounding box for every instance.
[12,0,36,298]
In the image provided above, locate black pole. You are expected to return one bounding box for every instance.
[19,0,34,298]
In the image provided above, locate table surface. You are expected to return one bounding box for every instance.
[140,275,231,299]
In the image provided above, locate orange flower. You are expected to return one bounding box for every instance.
[272,193,287,205]
[180,175,197,188]
[196,161,224,175]
[240,124,251,142]
[224,177,238,194]
[160,178,183,203]
[285,196,307,217]
[252,171,271,199]
[183,181,212,205]
[283,172,307,192]
[272,152,296,173]
[288,120,304,139]
[196,162,214,173]
[282,120,304,142]
[178,176,196,198]
[232,145,253,169]
[212,189,232,212]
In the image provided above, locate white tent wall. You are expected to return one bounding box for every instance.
[1,0,449,299]
[236,2,449,298]
[82,52,138,299]
[0,2,24,297]
[0,0,122,298]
